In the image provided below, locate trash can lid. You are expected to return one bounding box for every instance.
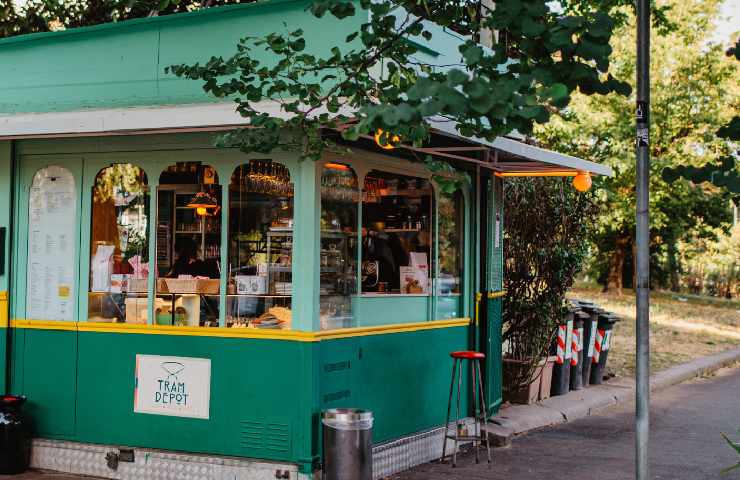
[598,312,620,322]
[0,395,26,407]
[323,408,373,423]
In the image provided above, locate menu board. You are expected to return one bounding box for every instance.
[26,166,77,321]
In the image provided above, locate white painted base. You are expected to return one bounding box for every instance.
[29,419,476,480]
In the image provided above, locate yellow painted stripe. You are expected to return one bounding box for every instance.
[495,171,578,177]
[11,319,77,331]
[0,291,7,328]
[10,317,471,341]
[488,290,506,299]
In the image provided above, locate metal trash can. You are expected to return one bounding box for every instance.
[0,395,31,474]
[573,301,603,387]
[550,306,574,396]
[589,312,620,385]
[322,408,373,480]
[569,310,589,391]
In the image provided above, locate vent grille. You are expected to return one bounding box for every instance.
[323,389,351,403]
[240,420,290,454]
[324,360,351,372]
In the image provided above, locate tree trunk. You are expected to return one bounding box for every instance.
[604,236,629,295]
[667,241,680,292]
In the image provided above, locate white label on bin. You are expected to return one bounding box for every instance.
[577,328,584,351]
[565,320,573,359]
[134,354,211,419]
[588,321,597,357]
[603,331,612,351]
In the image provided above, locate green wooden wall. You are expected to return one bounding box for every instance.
[8,325,468,471]
[0,0,366,114]
[0,140,11,394]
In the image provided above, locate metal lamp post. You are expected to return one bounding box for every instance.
[635,0,650,479]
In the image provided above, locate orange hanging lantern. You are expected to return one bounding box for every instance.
[572,172,592,192]
[187,190,219,216]
[374,129,400,150]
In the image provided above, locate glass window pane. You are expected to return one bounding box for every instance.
[89,164,150,323]
[437,190,464,318]
[27,166,77,321]
[156,163,221,327]
[361,171,432,295]
[320,162,359,329]
[227,161,294,329]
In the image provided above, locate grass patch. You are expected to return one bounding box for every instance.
[569,285,740,378]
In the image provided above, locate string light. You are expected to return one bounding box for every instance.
[374,129,400,150]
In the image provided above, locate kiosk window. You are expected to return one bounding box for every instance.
[226,161,294,329]
[437,190,464,317]
[320,162,359,329]
[89,164,149,323]
[156,162,221,327]
[361,171,432,295]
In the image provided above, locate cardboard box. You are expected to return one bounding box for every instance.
[125,297,148,324]
[400,266,429,294]
[236,275,267,295]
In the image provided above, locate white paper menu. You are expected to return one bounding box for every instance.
[26,166,77,321]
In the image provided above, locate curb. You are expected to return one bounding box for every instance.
[485,346,740,445]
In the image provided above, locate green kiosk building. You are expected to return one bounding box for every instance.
[0,3,611,478]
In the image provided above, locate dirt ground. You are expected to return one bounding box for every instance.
[569,285,740,378]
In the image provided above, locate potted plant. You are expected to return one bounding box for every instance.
[502,177,596,405]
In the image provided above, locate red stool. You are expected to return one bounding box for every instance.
[441,351,492,467]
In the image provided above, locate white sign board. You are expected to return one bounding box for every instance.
[134,354,211,419]
[26,166,76,321]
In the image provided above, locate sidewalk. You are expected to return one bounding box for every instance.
[395,358,740,480]
[485,345,740,446]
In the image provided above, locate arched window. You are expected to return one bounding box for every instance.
[156,162,221,327]
[26,166,77,321]
[88,164,149,323]
[227,160,294,328]
[320,162,359,329]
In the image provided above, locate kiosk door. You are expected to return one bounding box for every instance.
[477,173,504,415]
[13,156,82,436]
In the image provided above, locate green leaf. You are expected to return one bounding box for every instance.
[521,17,546,36]
[460,43,483,65]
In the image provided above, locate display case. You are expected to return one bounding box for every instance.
[227,161,294,329]
[319,162,359,329]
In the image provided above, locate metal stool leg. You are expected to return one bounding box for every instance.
[453,357,463,467]
[441,358,458,463]
[476,360,492,466]
[471,358,480,464]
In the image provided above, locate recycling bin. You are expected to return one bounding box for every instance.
[575,301,604,387]
[569,310,589,391]
[550,306,574,396]
[323,408,373,480]
[0,395,31,474]
[589,312,620,385]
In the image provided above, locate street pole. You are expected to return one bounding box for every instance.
[635,0,650,479]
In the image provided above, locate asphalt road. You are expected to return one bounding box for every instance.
[395,365,740,480]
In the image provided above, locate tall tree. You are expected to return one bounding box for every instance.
[536,0,738,293]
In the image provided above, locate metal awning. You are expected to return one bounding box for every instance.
[426,116,613,177]
[0,102,612,177]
